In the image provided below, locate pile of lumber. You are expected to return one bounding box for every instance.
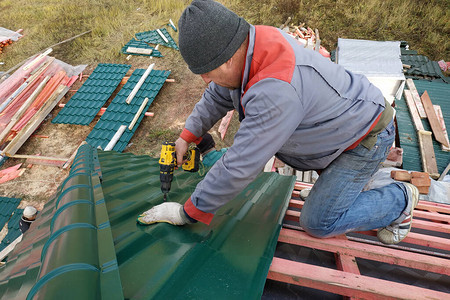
[403,79,449,179]
[280,19,330,58]
[0,51,79,162]
[0,39,13,55]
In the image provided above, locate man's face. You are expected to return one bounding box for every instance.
[200,61,241,90]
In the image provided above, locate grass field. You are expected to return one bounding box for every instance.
[1,0,448,71]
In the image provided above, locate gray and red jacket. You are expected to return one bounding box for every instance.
[181,25,388,224]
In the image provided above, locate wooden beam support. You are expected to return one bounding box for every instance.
[62,141,87,169]
[268,257,450,300]
[277,228,450,275]
[10,154,69,161]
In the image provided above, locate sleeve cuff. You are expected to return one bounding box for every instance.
[180,128,203,145]
[184,197,214,225]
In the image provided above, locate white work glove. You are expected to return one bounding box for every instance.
[137,202,193,225]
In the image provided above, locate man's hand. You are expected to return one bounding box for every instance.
[175,137,189,167]
[137,202,192,225]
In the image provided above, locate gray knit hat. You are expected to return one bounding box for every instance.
[178,0,250,74]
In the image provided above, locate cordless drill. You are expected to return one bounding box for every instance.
[159,141,200,201]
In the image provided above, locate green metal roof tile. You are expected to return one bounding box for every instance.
[401,54,448,83]
[52,63,131,125]
[97,148,295,299]
[0,145,295,299]
[0,197,21,231]
[135,28,179,50]
[0,145,122,299]
[396,79,450,174]
[121,38,163,57]
[85,68,170,152]
[0,209,23,253]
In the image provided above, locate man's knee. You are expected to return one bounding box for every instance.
[299,214,334,238]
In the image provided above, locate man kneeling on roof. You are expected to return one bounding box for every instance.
[139,0,419,245]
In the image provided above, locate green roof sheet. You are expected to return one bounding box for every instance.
[0,145,295,299]
[396,79,450,174]
[401,54,448,83]
[0,197,21,231]
[52,64,131,125]
[0,209,23,253]
[135,28,179,50]
[85,68,170,152]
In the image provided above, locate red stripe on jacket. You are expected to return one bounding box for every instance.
[243,25,296,96]
[184,197,214,225]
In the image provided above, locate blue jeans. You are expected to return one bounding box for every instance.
[299,120,408,237]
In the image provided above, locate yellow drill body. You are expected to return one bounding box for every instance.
[159,142,200,200]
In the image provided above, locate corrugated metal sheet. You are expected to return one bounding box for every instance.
[121,38,163,57]
[0,145,295,299]
[0,209,23,252]
[396,79,450,173]
[98,149,295,299]
[135,28,179,50]
[52,63,131,125]
[0,197,21,230]
[85,68,170,152]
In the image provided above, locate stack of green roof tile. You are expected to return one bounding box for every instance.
[0,209,23,253]
[85,68,170,152]
[0,197,21,231]
[52,64,131,125]
[135,28,179,50]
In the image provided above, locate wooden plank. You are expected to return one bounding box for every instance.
[421,91,449,147]
[289,199,304,209]
[357,230,450,252]
[417,130,439,177]
[0,76,50,145]
[11,154,69,161]
[406,79,426,118]
[285,209,449,235]
[2,85,68,156]
[25,158,65,168]
[417,201,450,214]
[62,141,87,169]
[278,228,450,275]
[268,257,450,300]
[403,90,424,131]
[414,210,450,223]
[294,182,314,190]
[413,219,450,233]
[434,105,450,152]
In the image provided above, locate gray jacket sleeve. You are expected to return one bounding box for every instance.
[183,82,235,138]
[189,78,303,216]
